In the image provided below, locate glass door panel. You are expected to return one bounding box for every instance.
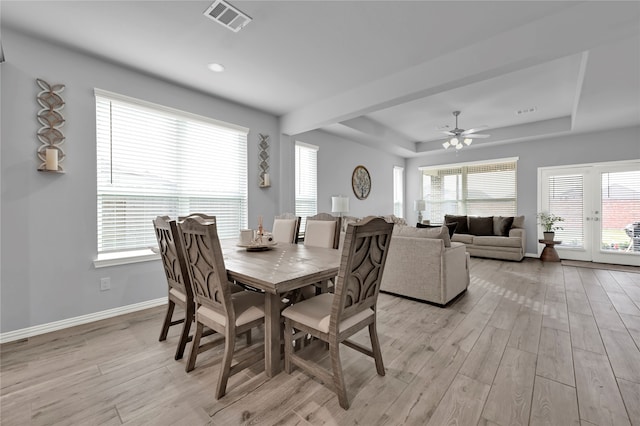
[593,166,640,265]
[541,168,592,261]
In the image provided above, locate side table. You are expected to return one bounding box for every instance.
[539,239,562,262]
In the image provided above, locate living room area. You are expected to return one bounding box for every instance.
[2,1,640,425]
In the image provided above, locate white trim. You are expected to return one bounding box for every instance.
[0,298,167,344]
[94,88,249,134]
[419,156,519,170]
[294,140,319,151]
[94,249,160,268]
[538,158,640,173]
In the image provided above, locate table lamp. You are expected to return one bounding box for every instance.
[331,195,349,217]
[414,199,426,224]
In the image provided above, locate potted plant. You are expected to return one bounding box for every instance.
[537,212,564,241]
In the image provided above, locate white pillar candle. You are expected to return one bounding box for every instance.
[263,173,270,186]
[46,148,58,171]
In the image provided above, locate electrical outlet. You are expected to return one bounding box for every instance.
[100,277,111,291]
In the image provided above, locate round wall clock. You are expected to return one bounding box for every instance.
[352,165,371,200]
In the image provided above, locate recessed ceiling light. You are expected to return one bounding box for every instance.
[207,63,225,72]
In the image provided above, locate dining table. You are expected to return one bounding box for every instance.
[220,239,342,377]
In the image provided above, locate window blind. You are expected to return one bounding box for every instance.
[295,142,318,233]
[421,158,517,222]
[393,166,404,218]
[546,174,584,248]
[96,90,248,254]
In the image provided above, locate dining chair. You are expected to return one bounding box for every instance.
[281,216,394,409]
[153,216,194,361]
[177,216,266,399]
[272,213,301,244]
[179,213,247,294]
[304,212,341,249]
[302,212,342,296]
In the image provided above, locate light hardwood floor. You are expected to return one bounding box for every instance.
[2,258,639,425]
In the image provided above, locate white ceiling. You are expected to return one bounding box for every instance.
[2,1,639,157]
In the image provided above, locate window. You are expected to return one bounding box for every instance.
[420,157,517,222]
[295,141,318,233]
[96,89,248,255]
[393,166,404,218]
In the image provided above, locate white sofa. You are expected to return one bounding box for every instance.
[446,215,526,262]
[380,225,470,306]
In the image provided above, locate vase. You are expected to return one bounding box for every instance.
[543,231,555,242]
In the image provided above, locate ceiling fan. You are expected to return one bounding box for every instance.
[441,111,490,150]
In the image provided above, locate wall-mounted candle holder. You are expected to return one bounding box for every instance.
[258,133,270,187]
[36,78,66,173]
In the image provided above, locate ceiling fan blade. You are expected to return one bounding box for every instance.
[467,133,490,138]
[462,125,489,135]
[441,131,456,136]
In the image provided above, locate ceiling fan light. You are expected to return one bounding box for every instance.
[442,141,451,149]
[455,143,463,150]
[464,138,472,145]
[451,137,459,145]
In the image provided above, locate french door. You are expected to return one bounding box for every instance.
[539,160,640,266]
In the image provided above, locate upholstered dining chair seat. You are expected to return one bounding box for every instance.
[282,293,374,334]
[198,291,265,328]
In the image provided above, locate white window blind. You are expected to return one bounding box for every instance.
[547,174,585,248]
[421,158,517,222]
[96,90,248,254]
[295,141,318,233]
[393,166,404,218]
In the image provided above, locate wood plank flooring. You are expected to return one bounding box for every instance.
[1,258,639,425]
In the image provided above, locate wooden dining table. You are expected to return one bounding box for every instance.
[220,239,341,377]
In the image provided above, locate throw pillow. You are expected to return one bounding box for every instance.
[444,222,458,238]
[493,216,515,236]
[444,214,468,234]
[512,215,525,228]
[497,216,514,236]
[468,216,494,236]
[420,222,457,238]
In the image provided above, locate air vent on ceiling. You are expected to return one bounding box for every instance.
[516,106,537,115]
[203,0,252,33]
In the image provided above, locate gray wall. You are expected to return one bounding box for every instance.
[285,130,406,218]
[406,126,640,254]
[1,29,280,333]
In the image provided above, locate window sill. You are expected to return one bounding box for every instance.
[94,248,160,268]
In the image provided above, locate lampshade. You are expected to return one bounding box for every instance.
[331,195,349,213]
[414,199,426,211]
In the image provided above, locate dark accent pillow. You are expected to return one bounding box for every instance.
[416,222,457,238]
[498,216,514,237]
[444,215,468,234]
[468,216,494,236]
[444,222,458,238]
[416,222,436,228]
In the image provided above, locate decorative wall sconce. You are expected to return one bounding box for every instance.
[258,133,270,187]
[331,195,349,217]
[36,79,66,173]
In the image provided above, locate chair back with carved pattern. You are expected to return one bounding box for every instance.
[330,216,393,327]
[177,216,235,325]
[153,216,193,305]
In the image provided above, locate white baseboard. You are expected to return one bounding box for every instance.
[0,298,167,344]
